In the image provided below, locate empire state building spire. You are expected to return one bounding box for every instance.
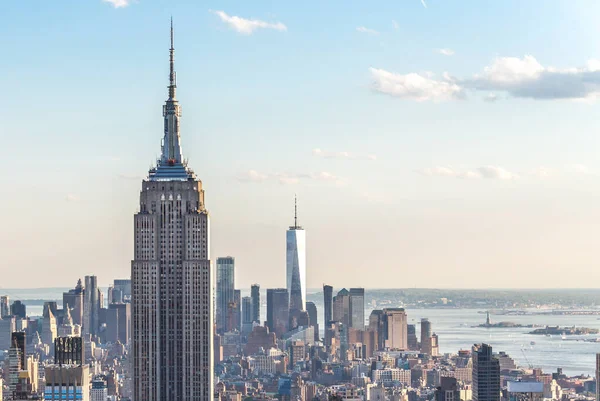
[169,16,177,100]
[160,18,183,167]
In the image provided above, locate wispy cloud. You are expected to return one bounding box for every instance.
[420,0,428,8]
[392,20,399,30]
[66,194,81,202]
[102,0,131,8]
[370,68,464,102]
[484,93,499,102]
[356,26,379,35]
[373,55,600,102]
[211,10,287,35]
[436,48,455,56]
[237,170,346,186]
[418,166,518,180]
[312,148,377,161]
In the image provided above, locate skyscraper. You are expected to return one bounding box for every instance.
[251,284,260,324]
[287,196,306,312]
[383,308,407,350]
[323,285,333,326]
[0,296,9,318]
[267,289,289,338]
[349,288,365,329]
[131,21,213,401]
[421,318,432,354]
[83,275,99,337]
[333,288,350,327]
[10,301,26,319]
[63,279,84,326]
[305,301,319,342]
[472,343,500,401]
[216,257,235,334]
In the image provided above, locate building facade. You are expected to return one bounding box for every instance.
[216,256,235,334]
[267,289,289,338]
[131,21,213,401]
[472,343,500,401]
[349,288,365,329]
[250,284,260,324]
[383,308,407,350]
[83,275,100,337]
[286,197,306,312]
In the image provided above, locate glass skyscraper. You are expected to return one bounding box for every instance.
[216,256,235,334]
[286,197,306,312]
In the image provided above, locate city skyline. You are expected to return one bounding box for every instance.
[3,1,600,288]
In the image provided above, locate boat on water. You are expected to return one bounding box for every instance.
[561,332,567,340]
[530,341,536,346]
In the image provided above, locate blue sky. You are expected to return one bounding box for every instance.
[2,0,600,288]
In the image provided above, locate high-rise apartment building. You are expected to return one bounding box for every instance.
[383,308,407,350]
[131,21,213,401]
[267,289,289,338]
[251,284,260,324]
[216,256,235,334]
[242,297,252,325]
[83,275,100,337]
[349,288,365,329]
[287,197,306,312]
[231,289,241,332]
[472,343,500,401]
[63,280,84,326]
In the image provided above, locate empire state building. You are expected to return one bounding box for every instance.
[131,21,213,401]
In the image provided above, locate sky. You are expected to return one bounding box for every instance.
[1,0,600,289]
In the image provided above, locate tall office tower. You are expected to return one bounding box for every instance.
[266,289,289,338]
[472,343,500,401]
[113,279,132,302]
[286,196,306,312]
[131,21,213,401]
[10,301,26,319]
[63,279,84,326]
[216,256,235,334]
[42,305,57,347]
[8,332,25,395]
[91,379,108,401]
[407,324,418,350]
[0,316,16,350]
[323,285,333,326]
[83,275,100,337]
[421,318,432,354]
[596,353,600,401]
[44,364,90,401]
[0,296,9,318]
[305,301,319,342]
[251,284,260,324]
[108,303,131,344]
[430,333,440,356]
[333,288,350,326]
[383,308,407,350]
[368,309,385,351]
[242,297,252,325]
[231,289,241,332]
[349,288,365,329]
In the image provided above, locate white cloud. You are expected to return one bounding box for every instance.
[102,0,130,8]
[237,170,345,186]
[418,166,517,180]
[211,10,287,35]
[357,26,379,35]
[436,48,455,56]
[484,93,498,102]
[468,55,600,100]
[369,67,464,102]
[392,20,399,30]
[237,170,269,182]
[312,148,377,161]
[66,194,80,202]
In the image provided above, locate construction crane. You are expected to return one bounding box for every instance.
[521,348,533,369]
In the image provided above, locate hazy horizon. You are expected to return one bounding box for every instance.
[2,1,600,288]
